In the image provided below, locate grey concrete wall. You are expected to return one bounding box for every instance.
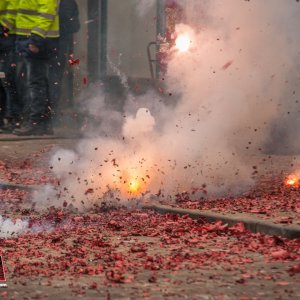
[73,0,157,83]
[107,0,157,79]
[72,1,88,96]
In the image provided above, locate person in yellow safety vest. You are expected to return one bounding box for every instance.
[0,0,22,134]
[14,0,60,136]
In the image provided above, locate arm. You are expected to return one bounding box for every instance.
[31,0,58,38]
[0,0,18,31]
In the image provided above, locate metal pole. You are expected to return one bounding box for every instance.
[100,0,108,79]
[156,0,166,38]
[87,0,101,82]
[156,0,166,79]
[68,36,74,105]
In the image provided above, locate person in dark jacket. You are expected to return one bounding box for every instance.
[48,0,80,123]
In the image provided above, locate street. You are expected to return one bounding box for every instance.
[0,138,299,300]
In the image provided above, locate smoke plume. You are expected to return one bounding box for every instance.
[34,0,300,209]
[0,216,29,238]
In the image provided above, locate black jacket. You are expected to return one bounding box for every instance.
[0,36,15,52]
[59,0,80,36]
[0,26,15,52]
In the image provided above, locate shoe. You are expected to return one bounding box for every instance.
[0,122,8,134]
[0,118,21,134]
[0,126,13,134]
[13,123,53,136]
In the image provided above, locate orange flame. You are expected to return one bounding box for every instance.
[120,171,149,197]
[285,174,300,188]
[128,178,142,195]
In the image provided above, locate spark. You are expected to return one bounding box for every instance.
[175,34,191,52]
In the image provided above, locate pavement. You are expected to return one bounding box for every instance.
[0,133,77,162]
[4,232,300,300]
[143,204,300,239]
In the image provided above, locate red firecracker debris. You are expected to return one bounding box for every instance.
[68,58,80,66]
[222,60,233,70]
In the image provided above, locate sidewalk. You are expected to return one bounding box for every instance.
[0,132,78,163]
[143,203,300,239]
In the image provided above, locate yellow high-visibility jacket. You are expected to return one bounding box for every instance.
[0,0,19,34]
[16,0,60,38]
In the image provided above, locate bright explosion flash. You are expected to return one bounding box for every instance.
[120,169,149,197]
[285,174,300,188]
[175,34,191,52]
[128,178,141,194]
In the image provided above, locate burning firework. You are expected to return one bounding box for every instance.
[175,34,192,52]
[119,169,148,197]
[128,177,142,194]
[284,174,300,188]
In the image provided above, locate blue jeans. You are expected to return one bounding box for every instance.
[16,37,59,126]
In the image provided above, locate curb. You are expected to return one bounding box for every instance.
[143,204,300,240]
[0,181,39,192]
[0,136,78,142]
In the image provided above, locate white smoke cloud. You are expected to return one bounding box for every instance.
[123,108,155,138]
[33,0,300,209]
[0,216,29,238]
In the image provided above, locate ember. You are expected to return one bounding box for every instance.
[285,174,300,188]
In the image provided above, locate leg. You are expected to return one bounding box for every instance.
[4,50,21,119]
[14,37,59,135]
[0,83,5,126]
[25,57,50,124]
[14,57,52,135]
[0,50,21,132]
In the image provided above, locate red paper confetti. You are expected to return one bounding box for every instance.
[68,58,80,66]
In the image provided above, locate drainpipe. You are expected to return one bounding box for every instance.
[156,0,166,79]
[100,0,108,79]
[87,0,100,82]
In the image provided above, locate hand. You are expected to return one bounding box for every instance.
[28,43,40,53]
[28,34,45,53]
[0,25,9,37]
